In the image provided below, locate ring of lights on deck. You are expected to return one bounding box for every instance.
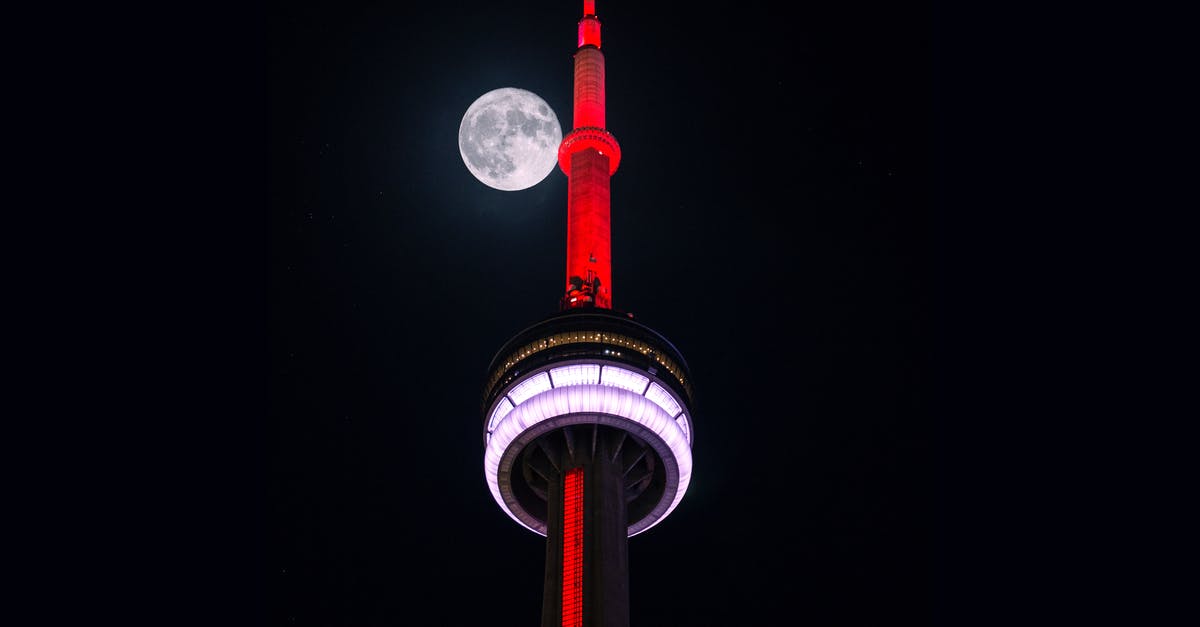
[558,126,622,175]
[484,360,693,537]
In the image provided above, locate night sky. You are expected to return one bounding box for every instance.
[268,0,934,624]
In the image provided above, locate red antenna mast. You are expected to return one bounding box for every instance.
[558,0,621,310]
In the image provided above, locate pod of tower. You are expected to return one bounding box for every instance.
[480,3,696,627]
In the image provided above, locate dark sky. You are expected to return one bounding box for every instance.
[268,0,934,625]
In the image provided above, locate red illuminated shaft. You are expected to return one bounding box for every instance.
[559,0,621,310]
[540,438,630,627]
[562,468,584,627]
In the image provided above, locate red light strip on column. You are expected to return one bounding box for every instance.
[562,467,584,627]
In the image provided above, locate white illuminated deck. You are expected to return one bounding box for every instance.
[484,361,693,537]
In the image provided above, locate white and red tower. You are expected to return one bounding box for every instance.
[481,3,695,627]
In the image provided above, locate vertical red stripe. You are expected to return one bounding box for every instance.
[562,467,584,627]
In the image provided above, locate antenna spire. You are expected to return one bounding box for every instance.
[578,1,601,48]
[560,0,619,309]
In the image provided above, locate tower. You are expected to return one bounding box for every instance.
[481,3,695,627]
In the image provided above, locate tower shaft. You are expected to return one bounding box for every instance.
[538,427,631,627]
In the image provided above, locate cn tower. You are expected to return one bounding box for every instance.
[481,2,696,627]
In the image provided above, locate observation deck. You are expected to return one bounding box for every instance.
[481,308,695,537]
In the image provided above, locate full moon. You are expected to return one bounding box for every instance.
[458,87,562,191]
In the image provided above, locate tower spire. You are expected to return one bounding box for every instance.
[578,0,600,48]
[559,0,620,310]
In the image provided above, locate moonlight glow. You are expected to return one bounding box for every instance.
[459,87,562,191]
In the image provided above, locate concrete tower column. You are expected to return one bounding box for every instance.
[538,427,632,627]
